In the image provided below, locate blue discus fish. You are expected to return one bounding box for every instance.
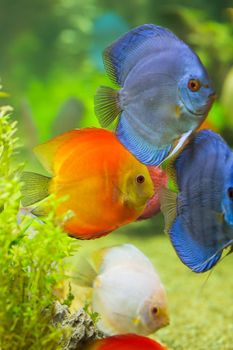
[95,24,216,166]
[160,129,233,273]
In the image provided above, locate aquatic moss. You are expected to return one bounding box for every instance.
[0,106,77,349]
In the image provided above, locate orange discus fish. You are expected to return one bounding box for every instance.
[21,128,158,239]
[84,334,168,350]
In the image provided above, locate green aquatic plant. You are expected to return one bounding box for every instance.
[0,106,79,349]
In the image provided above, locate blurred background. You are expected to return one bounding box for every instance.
[0,0,233,235]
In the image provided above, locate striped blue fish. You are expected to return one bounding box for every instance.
[94,24,216,166]
[160,129,233,272]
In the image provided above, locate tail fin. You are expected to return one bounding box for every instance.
[72,257,98,288]
[21,172,51,207]
[94,86,121,127]
[71,248,110,287]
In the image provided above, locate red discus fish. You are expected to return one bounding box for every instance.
[85,334,168,350]
[21,128,163,239]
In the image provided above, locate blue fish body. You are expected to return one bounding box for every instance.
[162,129,233,272]
[95,24,215,165]
[222,164,233,226]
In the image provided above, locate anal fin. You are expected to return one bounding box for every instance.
[170,217,222,273]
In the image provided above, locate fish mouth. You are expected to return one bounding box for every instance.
[179,90,217,117]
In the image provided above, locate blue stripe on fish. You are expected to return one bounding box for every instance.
[169,129,233,272]
[103,24,178,87]
[116,112,172,165]
[170,217,222,273]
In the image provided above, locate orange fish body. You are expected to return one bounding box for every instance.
[28,128,155,239]
[85,334,168,350]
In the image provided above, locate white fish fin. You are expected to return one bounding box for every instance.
[98,244,155,273]
[73,257,98,288]
[97,316,118,336]
[161,129,192,163]
[159,187,177,233]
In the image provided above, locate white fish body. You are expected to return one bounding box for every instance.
[91,244,169,335]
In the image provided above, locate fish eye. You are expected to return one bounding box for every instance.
[188,79,201,92]
[151,306,158,315]
[228,187,233,200]
[136,175,145,184]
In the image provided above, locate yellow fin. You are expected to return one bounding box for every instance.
[91,247,111,272]
[159,187,177,233]
[72,256,98,288]
[215,212,224,223]
[21,172,51,207]
[33,131,78,174]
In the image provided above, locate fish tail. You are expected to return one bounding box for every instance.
[73,257,98,288]
[94,86,121,127]
[21,171,51,207]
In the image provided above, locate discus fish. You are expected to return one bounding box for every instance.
[160,129,233,273]
[77,244,169,335]
[95,24,216,166]
[85,334,168,350]
[21,128,156,239]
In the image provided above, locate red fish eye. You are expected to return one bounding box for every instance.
[228,187,233,199]
[151,307,158,315]
[136,175,145,184]
[188,79,201,92]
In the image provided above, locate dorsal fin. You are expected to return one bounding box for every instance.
[103,24,179,87]
[33,130,79,174]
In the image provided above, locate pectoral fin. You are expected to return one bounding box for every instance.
[159,187,177,233]
[94,86,121,127]
[162,130,192,162]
